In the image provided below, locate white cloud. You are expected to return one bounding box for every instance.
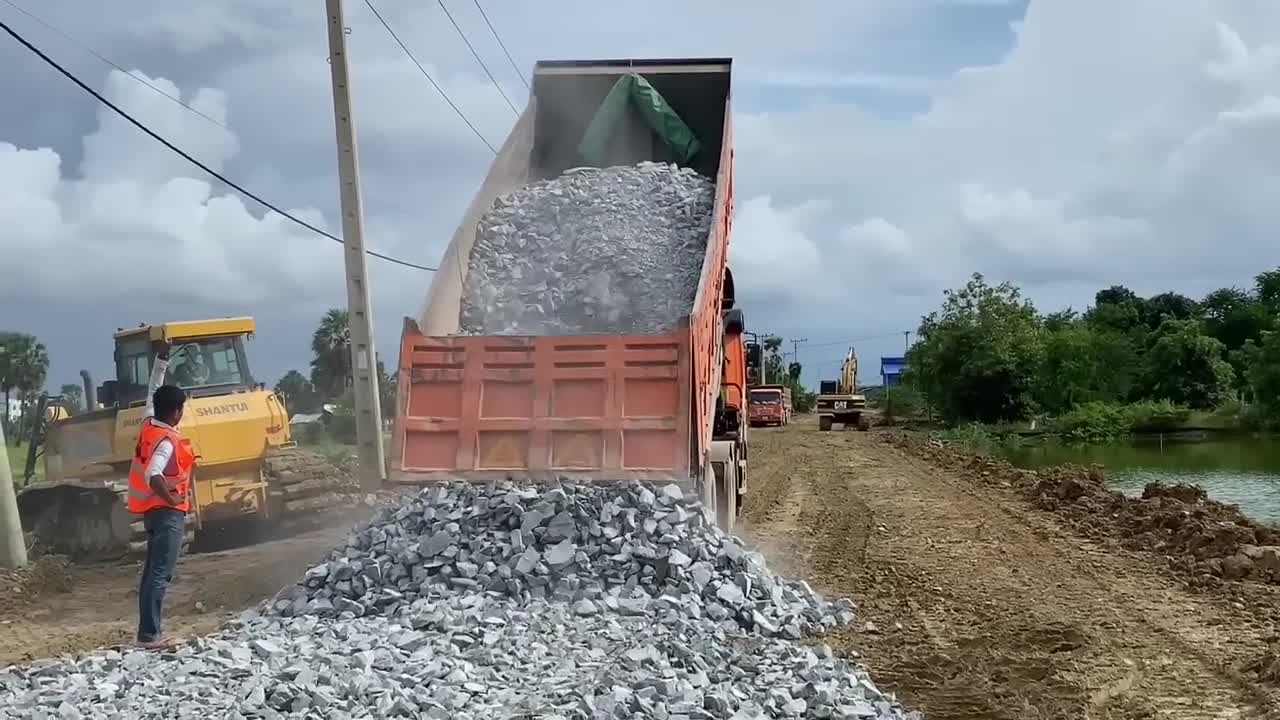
[754,69,933,95]
[8,0,1280,387]
[0,69,375,308]
[729,196,824,298]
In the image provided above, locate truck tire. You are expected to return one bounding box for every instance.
[713,459,737,533]
[709,441,737,533]
[819,416,833,432]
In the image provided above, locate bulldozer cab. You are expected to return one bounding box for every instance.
[103,317,258,408]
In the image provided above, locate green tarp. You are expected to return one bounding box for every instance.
[577,73,702,167]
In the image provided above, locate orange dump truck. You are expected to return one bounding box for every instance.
[748,385,792,427]
[391,58,748,531]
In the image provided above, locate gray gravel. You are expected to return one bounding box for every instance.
[0,482,921,719]
[459,162,714,336]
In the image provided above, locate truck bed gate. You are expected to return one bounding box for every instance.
[393,331,693,482]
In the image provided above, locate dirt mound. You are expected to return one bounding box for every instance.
[0,555,73,613]
[886,432,1280,588]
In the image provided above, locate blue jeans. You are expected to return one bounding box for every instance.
[137,508,185,643]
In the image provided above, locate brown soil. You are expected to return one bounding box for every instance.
[0,517,369,665]
[888,433,1280,589]
[742,419,1280,719]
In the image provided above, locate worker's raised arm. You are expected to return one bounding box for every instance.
[144,341,172,419]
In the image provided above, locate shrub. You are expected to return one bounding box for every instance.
[1124,399,1191,433]
[1049,402,1131,442]
[1049,400,1192,442]
[882,385,925,422]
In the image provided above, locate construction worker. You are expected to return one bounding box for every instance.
[126,341,195,649]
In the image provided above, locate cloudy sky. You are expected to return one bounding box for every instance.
[1,0,1278,391]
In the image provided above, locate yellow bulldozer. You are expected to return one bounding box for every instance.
[17,317,354,558]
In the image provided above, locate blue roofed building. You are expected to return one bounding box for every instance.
[880,356,907,387]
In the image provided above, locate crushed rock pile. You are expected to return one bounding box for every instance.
[0,482,920,720]
[890,432,1280,587]
[459,162,713,336]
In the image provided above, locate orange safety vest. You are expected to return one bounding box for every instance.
[126,418,194,514]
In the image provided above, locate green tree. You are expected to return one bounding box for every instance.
[761,336,784,385]
[1248,331,1280,421]
[1141,292,1200,330]
[1141,319,1234,409]
[787,362,802,382]
[1201,286,1269,352]
[906,273,1043,423]
[378,358,396,417]
[275,370,321,415]
[1085,285,1146,334]
[1042,309,1078,332]
[59,383,84,416]
[1255,269,1280,313]
[0,333,49,443]
[310,309,351,400]
[1035,323,1139,413]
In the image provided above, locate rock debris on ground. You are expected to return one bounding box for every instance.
[0,481,920,720]
[459,162,714,335]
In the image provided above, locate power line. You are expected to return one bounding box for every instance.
[471,0,528,90]
[363,0,498,154]
[802,331,910,350]
[0,0,230,133]
[434,0,520,115]
[0,17,437,273]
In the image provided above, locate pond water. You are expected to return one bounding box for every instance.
[1003,435,1280,526]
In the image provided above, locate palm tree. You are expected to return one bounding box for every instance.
[0,333,48,443]
[274,370,320,414]
[59,383,84,415]
[310,309,351,401]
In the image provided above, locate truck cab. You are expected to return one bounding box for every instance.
[749,386,788,427]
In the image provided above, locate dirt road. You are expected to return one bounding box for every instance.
[0,520,364,665]
[743,420,1280,719]
[4,421,1279,719]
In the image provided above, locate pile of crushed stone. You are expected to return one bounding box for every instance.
[459,162,714,336]
[0,481,920,720]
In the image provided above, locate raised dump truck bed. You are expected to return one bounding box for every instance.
[392,58,744,526]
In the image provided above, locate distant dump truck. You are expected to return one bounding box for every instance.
[816,348,868,431]
[748,385,791,427]
[391,58,750,532]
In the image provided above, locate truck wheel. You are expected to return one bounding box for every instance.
[819,416,833,432]
[712,459,737,533]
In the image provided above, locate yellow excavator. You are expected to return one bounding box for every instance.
[815,347,869,432]
[17,317,353,558]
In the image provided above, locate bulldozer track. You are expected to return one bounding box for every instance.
[20,447,358,561]
[263,446,362,533]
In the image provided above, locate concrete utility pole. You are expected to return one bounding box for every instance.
[0,411,29,569]
[903,331,911,353]
[789,338,808,371]
[325,0,386,492]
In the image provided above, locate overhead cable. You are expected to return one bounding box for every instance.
[0,17,437,272]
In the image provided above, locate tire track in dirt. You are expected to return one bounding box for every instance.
[743,420,1271,720]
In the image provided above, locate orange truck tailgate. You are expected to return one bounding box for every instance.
[393,327,693,482]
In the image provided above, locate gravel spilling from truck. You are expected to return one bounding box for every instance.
[459,162,714,336]
[0,482,919,719]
